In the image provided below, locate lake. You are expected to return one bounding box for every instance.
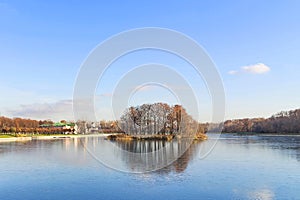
[0,134,299,200]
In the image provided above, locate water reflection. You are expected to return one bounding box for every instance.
[79,136,197,173]
[0,136,203,173]
[160,141,201,173]
[0,134,299,172]
[109,139,202,173]
[216,134,300,162]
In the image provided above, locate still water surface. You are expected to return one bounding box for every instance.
[0,134,299,199]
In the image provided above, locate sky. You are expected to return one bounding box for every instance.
[0,0,300,122]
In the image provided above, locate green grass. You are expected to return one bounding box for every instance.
[0,133,76,138]
[0,134,16,138]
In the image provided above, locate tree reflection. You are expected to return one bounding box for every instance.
[110,139,201,173]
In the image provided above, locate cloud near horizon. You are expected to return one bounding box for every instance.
[229,63,271,75]
[7,100,74,121]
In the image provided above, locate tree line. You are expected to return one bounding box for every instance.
[223,109,300,133]
[2,107,299,135]
[0,117,64,134]
[0,116,123,135]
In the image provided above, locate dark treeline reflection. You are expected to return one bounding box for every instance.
[158,142,201,174]
[110,139,201,173]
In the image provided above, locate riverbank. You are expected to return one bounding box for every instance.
[0,133,115,143]
[222,132,300,136]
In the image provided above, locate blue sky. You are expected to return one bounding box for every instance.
[0,0,299,121]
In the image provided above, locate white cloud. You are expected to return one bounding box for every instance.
[6,100,74,122]
[242,63,271,74]
[228,63,271,75]
[228,70,238,75]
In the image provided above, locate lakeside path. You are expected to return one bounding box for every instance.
[0,134,116,143]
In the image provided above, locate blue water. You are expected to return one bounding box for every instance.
[0,134,299,200]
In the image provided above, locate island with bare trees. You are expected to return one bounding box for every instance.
[107,103,207,141]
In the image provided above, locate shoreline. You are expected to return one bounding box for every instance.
[106,133,208,141]
[0,133,115,143]
[225,132,300,136]
[2,132,299,143]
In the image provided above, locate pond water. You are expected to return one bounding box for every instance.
[0,134,299,200]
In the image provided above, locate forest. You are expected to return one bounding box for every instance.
[0,117,71,134]
[222,109,300,134]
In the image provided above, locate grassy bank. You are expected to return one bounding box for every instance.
[0,133,75,137]
[0,134,16,138]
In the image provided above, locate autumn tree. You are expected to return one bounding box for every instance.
[119,103,197,136]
